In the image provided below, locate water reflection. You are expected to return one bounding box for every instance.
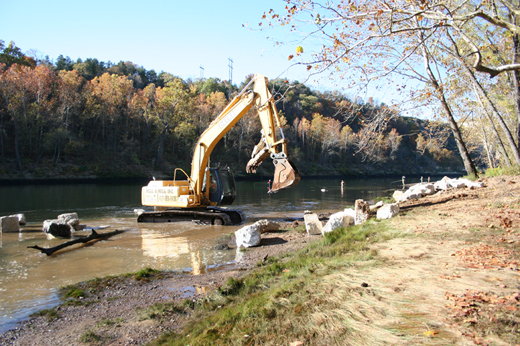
[140,230,206,275]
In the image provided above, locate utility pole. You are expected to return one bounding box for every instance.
[200,65,204,79]
[228,58,233,84]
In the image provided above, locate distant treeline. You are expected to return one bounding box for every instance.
[0,40,463,178]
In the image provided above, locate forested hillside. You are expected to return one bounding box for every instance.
[0,40,464,180]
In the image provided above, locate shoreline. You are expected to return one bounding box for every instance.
[0,172,463,186]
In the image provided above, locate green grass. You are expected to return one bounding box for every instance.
[79,329,102,343]
[149,220,402,346]
[96,317,124,327]
[484,165,520,177]
[133,267,160,281]
[32,308,59,321]
[139,299,193,321]
[63,287,85,298]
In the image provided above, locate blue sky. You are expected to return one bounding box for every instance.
[1,0,312,85]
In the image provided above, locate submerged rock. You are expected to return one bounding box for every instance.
[1,216,20,233]
[58,212,80,230]
[43,219,72,238]
[9,213,26,226]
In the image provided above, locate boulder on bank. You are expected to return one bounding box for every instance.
[322,211,354,235]
[434,176,484,191]
[395,177,485,203]
[304,211,323,235]
[1,216,20,233]
[235,224,261,248]
[377,203,400,220]
[43,219,72,238]
[355,199,370,225]
[256,219,280,233]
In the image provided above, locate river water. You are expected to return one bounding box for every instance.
[0,177,399,333]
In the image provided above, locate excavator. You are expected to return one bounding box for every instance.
[138,74,300,225]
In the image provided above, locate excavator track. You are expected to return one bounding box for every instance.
[137,207,245,225]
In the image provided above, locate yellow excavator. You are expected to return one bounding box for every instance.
[138,74,300,225]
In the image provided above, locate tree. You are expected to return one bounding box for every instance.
[0,41,36,68]
[261,0,484,175]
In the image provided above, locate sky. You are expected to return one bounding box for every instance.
[1,0,311,85]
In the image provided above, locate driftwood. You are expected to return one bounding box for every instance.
[28,229,124,256]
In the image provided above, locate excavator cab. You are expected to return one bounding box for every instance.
[205,167,237,206]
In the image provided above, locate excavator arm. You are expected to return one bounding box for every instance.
[191,74,299,199]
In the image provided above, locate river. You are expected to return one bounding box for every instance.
[0,177,400,333]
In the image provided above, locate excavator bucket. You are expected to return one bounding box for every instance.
[271,158,300,193]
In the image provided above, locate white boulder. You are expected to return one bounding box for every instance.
[58,212,80,228]
[355,199,370,225]
[410,183,435,196]
[255,219,280,233]
[235,223,261,248]
[377,203,400,220]
[304,211,323,235]
[1,216,20,233]
[322,211,354,235]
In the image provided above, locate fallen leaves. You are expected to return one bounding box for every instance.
[455,244,518,270]
[445,290,520,345]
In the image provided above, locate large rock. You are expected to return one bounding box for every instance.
[43,219,72,238]
[1,216,20,233]
[304,211,322,235]
[369,201,384,213]
[322,211,354,235]
[410,183,435,196]
[235,223,261,248]
[58,212,80,228]
[9,213,26,225]
[377,203,400,220]
[354,199,370,225]
[255,219,280,233]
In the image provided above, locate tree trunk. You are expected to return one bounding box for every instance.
[12,111,22,171]
[511,18,520,153]
[461,62,520,165]
[420,39,478,176]
[155,124,168,169]
[473,84,512,166]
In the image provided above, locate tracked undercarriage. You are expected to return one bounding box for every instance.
[137,207,245,225]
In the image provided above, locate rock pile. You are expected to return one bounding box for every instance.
[304,176,485,236]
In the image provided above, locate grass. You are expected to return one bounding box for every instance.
[133,267,160,281]
[79,329,102,343]
[484,165,520,177]
[32,308,59,321]
[139,299,193,321]
[96,317,124,327]
[149,220,402,346]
